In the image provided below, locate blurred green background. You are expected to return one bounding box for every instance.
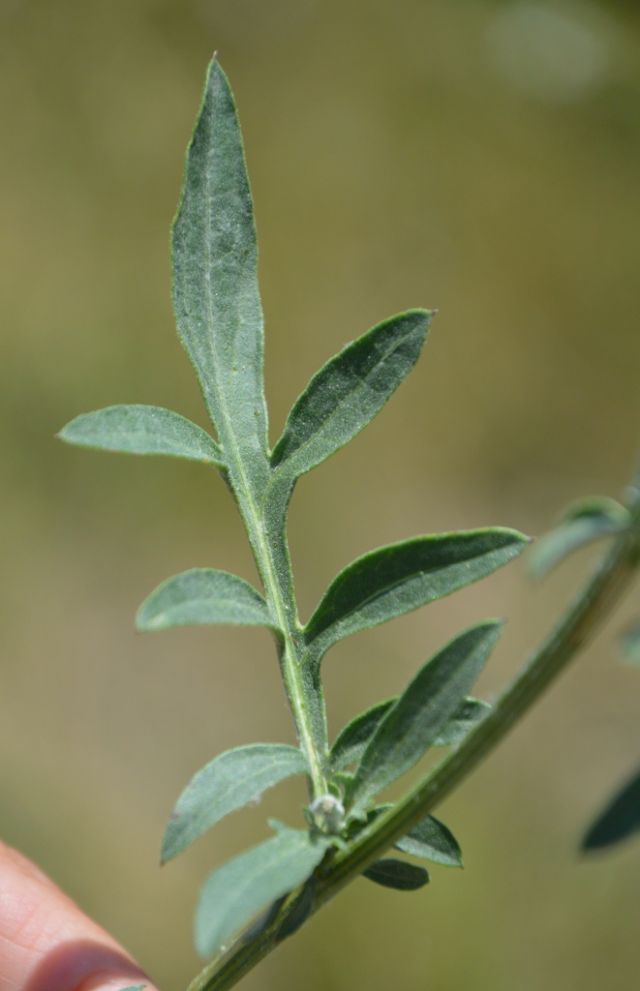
[2,0,639,988]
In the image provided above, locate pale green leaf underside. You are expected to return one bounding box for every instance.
[119,986,146,991]
[305,528,527,661]
[194,826,329,958]
[136,568,276,632]
[347,621,503,809]
[362,858,429,890]
[58,405,223,465]
[162,744,308,863]
[172,58,269,489]
[271,309,432,477]
[621,622,640,666]
[530,496,629,578]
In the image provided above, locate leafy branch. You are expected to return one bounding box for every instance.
[58,57,640,991]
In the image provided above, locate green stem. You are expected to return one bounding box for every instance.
[231,469,329,798]
[188,502,640,991]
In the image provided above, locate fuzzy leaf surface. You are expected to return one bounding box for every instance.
[58,405,223,465]
[161,745,308,863]
[330,699,398,771]
[396,814,463,867]
[271,310,432,477]
[136,568,275,632]
[432,697,491,746]
[621,622,640,666]
[332,696,490,772]
[172,58,269,491]
[305,529,526,661]
[581,768,640,851]
[194,826,329,958]
[362,859,429,890]
[347,622,503,809]
[368,804,462,867]
[530,496,630,578]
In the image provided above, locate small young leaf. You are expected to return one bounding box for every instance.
[433,697,491,746]
[136,568,276,632]
[271,310,433,477]
[58,405,224,465]
[330,698,398,771]
[620,621,640,667]
[173,58,270,483]
[581,768,640,851]
[305,529,526,662]
[362,859,429,891]
[368,804,463,867]
[161,744,308,863]
[347,621,503,810]
[194,826,329,958]
[530,496,630,578]
[396,814,463,867]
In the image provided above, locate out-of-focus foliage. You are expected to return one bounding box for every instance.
[2,1,640,989]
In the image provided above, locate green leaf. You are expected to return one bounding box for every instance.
[173,58,269,488]
[581,767,640,851]
[161,744,308,863]
[136,568,276,632]
[433,697,491,746]
[620,622,640,667]
[368,804,463,867]
[346,621,503,810]
[330,699,398,771]
[530,496,630,578]
[194,825,329,958]
[271,309,432,477]
[396,814,463,867]
[58,405,224,465]
[362,858,429,890]
[331,696,491,773]
[305,529,527,662]
[120,986,146,991]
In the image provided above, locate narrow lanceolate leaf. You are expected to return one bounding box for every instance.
[620,621,640,667]
[363,859,429,891]
[58,405,224,465]
[330,699,398,771]
[172,58,269,488]
[433,697,491,746]
[347,622,503,810]
[396,815,463,867]
[194,826,329,958]
[136,568,276,632]
[161,745,308,863]
[305,529,527,662]
[331,696,491,772]
[369,804,463,867]
[530,496,630,578]
[581,768,640,851]
[271,309,433,477]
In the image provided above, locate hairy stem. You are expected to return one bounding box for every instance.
[188,495,640,991]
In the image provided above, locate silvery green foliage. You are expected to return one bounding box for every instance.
[60,58,529,962]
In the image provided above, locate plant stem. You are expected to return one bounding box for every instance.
[233,472,329,798]
[188,500,640,991]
